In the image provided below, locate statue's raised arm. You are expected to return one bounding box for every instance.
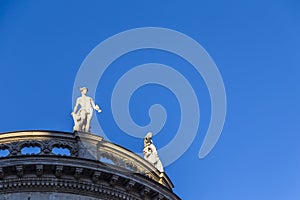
[71,87,102,132]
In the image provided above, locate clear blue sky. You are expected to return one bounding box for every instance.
[0,1,299,199]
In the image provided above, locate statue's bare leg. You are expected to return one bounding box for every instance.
[78,110,87,132]
[85,113,92,132]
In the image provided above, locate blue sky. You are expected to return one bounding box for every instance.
[0,1,299,199]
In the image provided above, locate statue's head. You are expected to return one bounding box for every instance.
[80,87,88,95]
[145,132,153,140]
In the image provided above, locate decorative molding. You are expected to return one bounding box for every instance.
[74,167,83,179]
[0,130,180,200]
[91,171,101,183]
[55,165,63,178]
[16,165,23,178]
[36,165,43,177]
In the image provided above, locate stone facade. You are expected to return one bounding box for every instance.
[0,131,180,200]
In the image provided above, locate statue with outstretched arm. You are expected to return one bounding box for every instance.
[72,87,101,132]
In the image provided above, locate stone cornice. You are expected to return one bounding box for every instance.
[0,130,180,200]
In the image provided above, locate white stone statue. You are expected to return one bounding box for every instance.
[72,87,102,132]
[143,132,164,172]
